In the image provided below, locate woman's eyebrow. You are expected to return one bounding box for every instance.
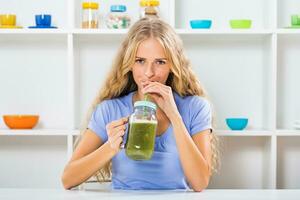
[135,56,167,60]
[135,57,146,59]
[155,58,167,60]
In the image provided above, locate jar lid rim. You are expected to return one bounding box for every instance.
[134,100,157,110]
[82,2,99,9]
[140,0,160,6]
[111,5,127,12]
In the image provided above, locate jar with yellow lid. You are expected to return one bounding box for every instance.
[81,2,99,28]
[139,0,160,19]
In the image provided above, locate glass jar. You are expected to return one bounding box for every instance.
[81,2,99,29]
[139,0,160,19]
[105,5,131,29]
[125,100,157,160]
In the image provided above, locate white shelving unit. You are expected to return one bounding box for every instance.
[0,0,300,189]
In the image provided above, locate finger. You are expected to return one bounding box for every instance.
[116,137,123,147]
[107,124,126,137]
[144,82,169,93]
[107,117,128,129]
[110,130,125,143]
[144,81,170,92]
[109,125,126,137]
[143,85,168,97]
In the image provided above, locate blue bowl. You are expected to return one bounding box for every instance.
[190,20,212,29]
[35,14,51,26]
[226,118,248,130]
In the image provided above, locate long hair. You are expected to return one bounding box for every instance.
[75,17,220,183]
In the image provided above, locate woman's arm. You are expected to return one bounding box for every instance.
[61,129,115,189]
[142,81,212,192]
[170,114,212,192]
[61,117,128,189]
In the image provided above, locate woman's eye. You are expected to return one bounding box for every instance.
[135,59,145,64]
[156,60,166,65]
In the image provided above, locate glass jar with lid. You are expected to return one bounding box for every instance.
[125,100,157,160]
[105,5,131,29]
[81,2,99,28]
[139,0,160,19]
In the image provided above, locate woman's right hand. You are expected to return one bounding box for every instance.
[106,117,128,154]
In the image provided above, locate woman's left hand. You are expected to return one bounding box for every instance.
[142,81,180,120]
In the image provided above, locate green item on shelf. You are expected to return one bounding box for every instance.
[291,15,300,26]
[230,19,252,29]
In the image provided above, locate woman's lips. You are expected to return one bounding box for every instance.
[142,83,149,88]
[141,81,151,88]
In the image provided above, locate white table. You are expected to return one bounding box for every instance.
[0,189,300,200]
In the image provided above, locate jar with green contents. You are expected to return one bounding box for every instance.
[125,100,157,160]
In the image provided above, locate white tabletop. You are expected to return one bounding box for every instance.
[0,188,300,200]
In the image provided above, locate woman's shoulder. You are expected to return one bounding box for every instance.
[96,92,134,109]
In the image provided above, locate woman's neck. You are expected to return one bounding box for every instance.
[133,90,148,102]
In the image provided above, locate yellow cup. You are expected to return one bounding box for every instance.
[0,14,16,26]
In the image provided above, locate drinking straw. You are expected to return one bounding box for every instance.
[144,93,149,101]
[143,93,149,118]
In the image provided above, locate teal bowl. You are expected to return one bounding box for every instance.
[226,118,248,130]
[190,19,212,29]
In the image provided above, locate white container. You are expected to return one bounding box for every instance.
[105,5,131,29]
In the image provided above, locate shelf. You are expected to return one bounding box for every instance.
[0,28,299,36]
[216,130,273,136]
[176,29,273,35]
[175,0,274,29]
[209,136,273,189]
[73,29,128,35]
[0,129,79,136]
[1,129,299,137]
[277,35,300,130]
[275,130,300,136]
[277,136,300,189]
[0,36,69,129]
[0,29,69,34]
[276,29,300,34]
[0,134,68,188]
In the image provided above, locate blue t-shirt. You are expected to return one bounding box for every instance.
[88,91,212,190]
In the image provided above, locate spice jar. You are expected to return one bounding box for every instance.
[105,5,131,29]
[81,2,99,28]
[139,0,160,19]
[125,100,157,160]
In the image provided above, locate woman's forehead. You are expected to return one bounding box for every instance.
[136,38,166,58]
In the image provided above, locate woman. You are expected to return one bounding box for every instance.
[62,18,219,192]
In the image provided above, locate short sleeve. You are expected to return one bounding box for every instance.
[87,101,109,142]
[189,97,213,136]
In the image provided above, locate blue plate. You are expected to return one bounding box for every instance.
[28,25,57,29]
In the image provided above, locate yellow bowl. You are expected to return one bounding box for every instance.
[0,14,16,26]
[3,115,39,129]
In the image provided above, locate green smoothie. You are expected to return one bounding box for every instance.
[125,120,157,160]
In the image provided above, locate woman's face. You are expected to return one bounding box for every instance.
[131,38,171,90]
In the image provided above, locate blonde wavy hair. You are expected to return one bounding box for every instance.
[75,18,220,184]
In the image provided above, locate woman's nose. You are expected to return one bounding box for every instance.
[144,63,154,78]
